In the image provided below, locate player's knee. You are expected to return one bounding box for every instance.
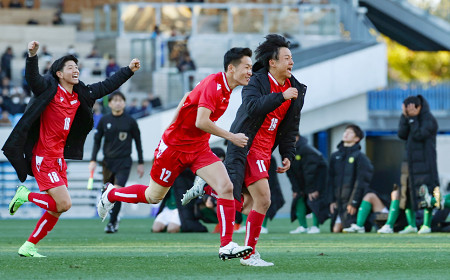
[363,192,376,202]
[57,199,72,212]
[258,198,271,212]
[148,195,163,204]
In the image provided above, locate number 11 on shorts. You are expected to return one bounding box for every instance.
[256,160,266,173]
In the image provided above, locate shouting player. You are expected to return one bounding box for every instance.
[4,41,140,257]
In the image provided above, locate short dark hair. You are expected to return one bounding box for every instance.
[254,34,290,71]
[223,47,252,72]
[403,96,421,108]
[50,55,78,80]
[108,91,126,102]
[346,124,364,142]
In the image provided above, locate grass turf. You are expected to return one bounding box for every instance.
[0,218,449,280]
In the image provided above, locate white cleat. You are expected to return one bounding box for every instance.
[218,241,252,261]
[97,183,116,222]
[181,176,206,206]
[418,225,431,234]
[240,251,274,267]
[289,226,308,234]
[398,225,418,234]
[343,224,365,233]
[377,224,394,234]
[307,226,321,234]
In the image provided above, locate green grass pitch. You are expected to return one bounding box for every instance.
[0,218,449,279]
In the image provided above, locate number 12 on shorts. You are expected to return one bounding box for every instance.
[160,168,172,183]
[256,159,266,173]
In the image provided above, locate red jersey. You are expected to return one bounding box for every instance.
[33,84,80,157]
[249,73,291,159]
[162,72,232,153]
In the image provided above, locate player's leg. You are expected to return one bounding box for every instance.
[345,192,382,233]
[196,161,252,260]
[378,189,400,233]
[290,197,308,234]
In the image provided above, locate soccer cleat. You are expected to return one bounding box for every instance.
[399,225,418,234]
[307,226,321,234]
[18,241,46,258]
[289,226,307,234]
[181,176,206,206]
[418,225,431,234]
[433,187,442,209]
[105,222,117,233]
[218,241,253,261]
[9,185,31,215]
[343,224,365,233]
[240,251,274,267]
[260,227,268,234]
[97,183,115,222]
[377,224,394,234]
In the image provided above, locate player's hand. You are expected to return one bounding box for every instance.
[347,204,357,215]
[292,192,298,199]
[230,133,248,148]
[129,58,141,72]
[137,163,145,178]
[28,41,40,57]
[276,158,290,173]
[88,161,97,173]
[282,87,298,100]
[308,191,319,201]
[330,202,337,214]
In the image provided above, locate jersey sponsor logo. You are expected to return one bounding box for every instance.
[268,118,278,131]
[217,83,221,91]
[64,117,71,130]
[119,132,128,141]
[70,100,78,105]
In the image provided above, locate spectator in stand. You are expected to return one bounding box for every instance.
[40,46,53,61]
[43,61,52,75]
[147,92,162,110]
[126,98,140,119]
[66,45,79,58]
[106,55,120,78]
[52,12,64,25]
[0,110,12,127]
[1,76,12,95]
[9,0,23,8]
[139,99,152,118]
[1,47,14,80]
[87,47,102,59]
[92,101,103,129]
[177,52,196,73]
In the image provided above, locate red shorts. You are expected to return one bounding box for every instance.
[244,150,271,187]
[150,140,221,187]
[32,155,68,191]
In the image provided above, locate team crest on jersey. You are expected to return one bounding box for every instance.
[60,97,64,102]
[107,123,111,129]
[119,132,127,141]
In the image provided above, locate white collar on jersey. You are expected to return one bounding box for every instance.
[58,84,68,93]
[268,72,279,86]
[221,72,231,92]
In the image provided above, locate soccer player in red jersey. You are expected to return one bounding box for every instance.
[184,34,307,266]
[4,41,140,257]
[97,48,254,260]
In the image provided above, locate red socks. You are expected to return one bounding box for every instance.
[205,186,244,212]
[244,210,265,255]
[108,184,149,203]
[28,192,58,212]
[217,198,235,247]
[28,211,59,244]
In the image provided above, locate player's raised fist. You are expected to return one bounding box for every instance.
[129,58,141,72]
[28,41,40,57]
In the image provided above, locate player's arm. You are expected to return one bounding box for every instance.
[131,119,145,178]
[196,107,248,148]
[25,41,48,96]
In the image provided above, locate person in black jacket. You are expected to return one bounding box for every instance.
[4,40,139,257]
[287,134,328,234]
[226,34,306,266]
[378,95,439,234]
[329,124,374,233]
[89,91,144,234]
